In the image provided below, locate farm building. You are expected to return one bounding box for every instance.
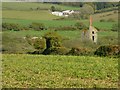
[51,10,75,17]
[52,12,63,16]
[81,16,98,43]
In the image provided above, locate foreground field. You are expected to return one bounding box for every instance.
[2,54,118,88]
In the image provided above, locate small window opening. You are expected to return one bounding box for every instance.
[92,36,94,41]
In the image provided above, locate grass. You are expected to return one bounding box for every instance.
[2,18,117,30]
[2,30,118,39]
[92,10,118,22]
[2,2,80,11]
[2,30,118,52]
[2,54,118,88]
[2,10,59,20]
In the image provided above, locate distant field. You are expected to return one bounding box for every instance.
[2,2,80,11]
[2,30,118,40]
[2,54,118,88]
[2,10,59,20]
[2,30,118,49]
[2,18,117,30]
[92,10,118,22]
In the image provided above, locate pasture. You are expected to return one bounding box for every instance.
[2,2,80,11]
[2,54,118,88]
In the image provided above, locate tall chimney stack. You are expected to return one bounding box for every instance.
[90,16,92,26]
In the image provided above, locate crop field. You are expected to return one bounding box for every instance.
[2,54,118,88]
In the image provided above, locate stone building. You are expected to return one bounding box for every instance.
[81,16,98,43]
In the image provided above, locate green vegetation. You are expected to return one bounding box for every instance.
[2,2,119,88]
[2,10,59,20]
[2,54,118,88]
[2,2,80,11]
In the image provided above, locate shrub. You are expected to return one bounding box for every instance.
[67,47,91,56]
[2,23,21,31]
[25,36,46,53]
[94,45,120,57]
[43,32,64,55]
[29,22,46,31]
[2,22,29,31]
[33,38,46,51]
[75,22,88,30]
[54,26,77,31]
[100,19,106,22]
[51,6,56,12]
[107,18,115,22]
[43,32,62,48]
[43,47,69,55]
[111,24,118,31]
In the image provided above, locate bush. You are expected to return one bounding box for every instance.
[111,24,118,31]
[51,6,56,12]
[43,47,69,55]
[29,22,46,31]
[67,47,91,56]
[100,19,106,22]
[54,26,77,31]
[75,22,88,30]
[107,18,115,22]
[33,38,46,51]
[2,23,20,31]
[94,45,120,57]
[43,32,64,55]
[25,36,46,53]
[44,32,62,48]
[2,22,29,31]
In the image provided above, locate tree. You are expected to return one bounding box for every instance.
[81,4,94,15]
[75,22,88,30]
[42,32,64,55]
[29,22,45,31]
[51,6,56,12]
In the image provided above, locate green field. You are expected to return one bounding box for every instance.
[2,2,118,30]
[2,2,80,11]
[2,30,118,40]
[2,54,118,88]
[2,10,59,20]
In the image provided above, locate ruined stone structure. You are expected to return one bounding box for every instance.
[81,16,98,43]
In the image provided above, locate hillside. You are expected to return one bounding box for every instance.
[2,2,81,11]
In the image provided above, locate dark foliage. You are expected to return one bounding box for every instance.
[94,45,120,57]
[67,47,91,56]
[2,23,27,31]
[75,22,88,30]
[29,22,46,31]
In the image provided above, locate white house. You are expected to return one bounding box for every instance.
[62,10,74,15]
[51,12,63,16]
[51,10,75,17]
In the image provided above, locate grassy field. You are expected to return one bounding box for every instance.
[2,54,118,88]
[92,10,118,22]
[2,30,118,41]
[2,18,117,30]
[2,10,59,20]
[2,2,118,30]
[2,2,80,11]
